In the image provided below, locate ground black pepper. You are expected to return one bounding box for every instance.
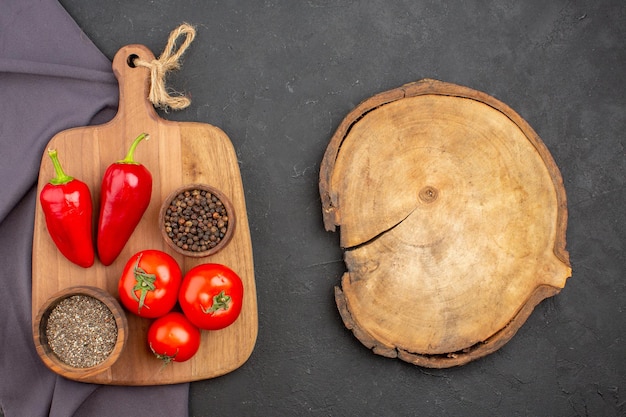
[163,188,230,253]
[45,295,117,368]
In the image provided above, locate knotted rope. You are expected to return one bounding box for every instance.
[134,23,196,111]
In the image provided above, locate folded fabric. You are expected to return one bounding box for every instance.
[0,1,189,416]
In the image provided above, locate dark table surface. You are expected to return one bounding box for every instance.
[56,1,625,415]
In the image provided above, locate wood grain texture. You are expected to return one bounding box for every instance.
[320,79,571,367]
[32,44,257,385]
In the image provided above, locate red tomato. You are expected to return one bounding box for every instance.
[147,312,201,363]
[178,263,244,330]
[118,249,182,318]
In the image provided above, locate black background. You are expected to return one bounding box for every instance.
[57,1,625,416]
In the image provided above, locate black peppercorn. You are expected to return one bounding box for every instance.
[162,187,231,254]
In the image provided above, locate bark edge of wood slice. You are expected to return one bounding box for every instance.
[319,79,571,368]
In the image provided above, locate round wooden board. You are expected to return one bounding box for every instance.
[320,79,571,368]
[31,44,257,385]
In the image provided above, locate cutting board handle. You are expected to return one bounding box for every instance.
[111,44,159,124]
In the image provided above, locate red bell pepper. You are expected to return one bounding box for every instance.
[40,149,95,268]
[97,133,152,265]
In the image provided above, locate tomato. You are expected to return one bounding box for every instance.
[178,263,244,330]
[118,249,182,318]
[147,312,201,363]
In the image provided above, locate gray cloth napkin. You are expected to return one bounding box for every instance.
[0,1,189,415]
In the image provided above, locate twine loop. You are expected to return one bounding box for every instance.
[134,23,196,111]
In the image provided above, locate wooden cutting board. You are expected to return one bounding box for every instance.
[320,79,571,368]
[32,44,257,385]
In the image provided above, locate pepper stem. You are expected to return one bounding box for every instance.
[118,133,149,164]
[47,149,74,185]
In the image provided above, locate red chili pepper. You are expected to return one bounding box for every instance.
[97,133,152,265]
[40,149,95,268]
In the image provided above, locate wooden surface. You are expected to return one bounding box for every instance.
[320,79,572,368]
[31,44,258,385]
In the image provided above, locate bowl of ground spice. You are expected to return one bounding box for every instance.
[33,286,127,380]
[159,183,236,257]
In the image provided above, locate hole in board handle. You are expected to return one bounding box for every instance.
[127,54,139,68]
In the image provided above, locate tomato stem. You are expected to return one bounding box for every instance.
[150,343,177,368]
[201,290,231,315]
[132,254,156,313]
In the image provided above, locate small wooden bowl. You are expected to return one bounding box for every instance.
[33,286,128,381]
[159,183,236,258]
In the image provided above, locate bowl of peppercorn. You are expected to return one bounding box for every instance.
[33,285,128,381]
[159,183,236,258]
